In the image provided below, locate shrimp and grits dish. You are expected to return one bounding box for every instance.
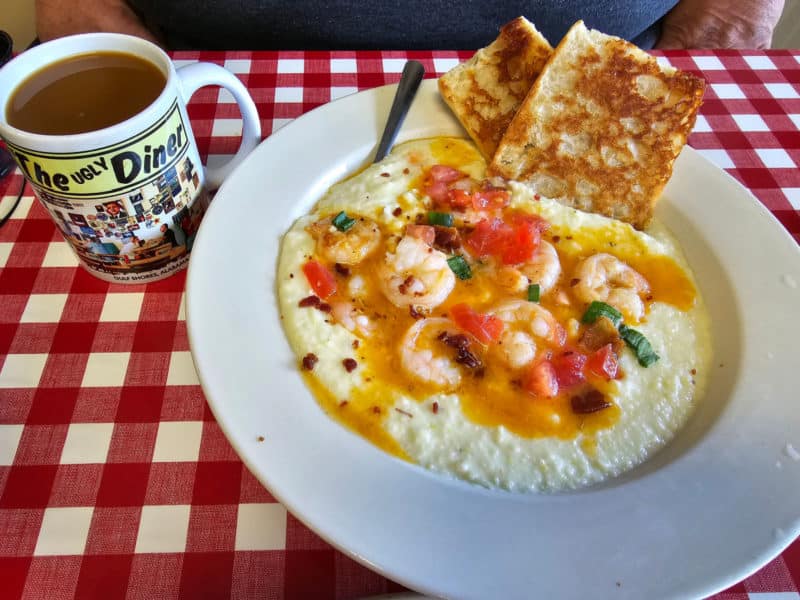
[277,20,711,492]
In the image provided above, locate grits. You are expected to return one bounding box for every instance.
[277,137,711,492]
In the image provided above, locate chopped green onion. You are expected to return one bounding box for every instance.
[447,255,472,280]
[332,211,356,232]
[619,324,660,367]
[428,211,454,227]
[581,301,623,328]
[527,283,540,302]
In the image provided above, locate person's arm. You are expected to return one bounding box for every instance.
[36,0,161,44]
[656,0,785,49]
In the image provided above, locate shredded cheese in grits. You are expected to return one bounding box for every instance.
[278,137,712,492]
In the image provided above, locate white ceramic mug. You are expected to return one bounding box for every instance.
[0,33,261,283]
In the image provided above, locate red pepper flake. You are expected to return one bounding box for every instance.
[302,353,318,370]
[342,358,358,372]
[534,194,541,200]
[393,207,403,217]
[552,235,561,243]
[394,408,413,418]
[570,278,581,287]
[334,263,350,277]
[690,368,697,375]
[403,167,410,174]
[432,401,439,414]
[339,400,349,408]
[318,303,332,313]
[298,295,321,308]
[352,339,360,349]
[371,406,382,414]
[381,172,390,177]
[646,294,654,301]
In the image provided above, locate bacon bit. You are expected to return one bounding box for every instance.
[409,305,424,320]
[352,339,360,349]
[433,226,461,253]
[455,347,482,369]
[437,331,482,369]
[552,235,561,243]
[318,303,332,313]
[534,194,541,200]
[394,408,413,418]
[302,353,318,370]
[298,295,321,308]
[398,275,416,295]
[570,390,612,414]
[438,331,470,350]
[432,401,439,414]
[342,358,358,372]
[393,207,403,217]
[371,406,382,414]
[570,278,580,287]
[381,172,391,177]
[334,263,350,277]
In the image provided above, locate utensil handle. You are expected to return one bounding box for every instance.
[373,60,425,162]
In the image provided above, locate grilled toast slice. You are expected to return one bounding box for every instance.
[438,17,553,159]
[489,20,705,229]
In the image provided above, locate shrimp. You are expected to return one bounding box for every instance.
[330,301,375,338]
[491,300,566,369]
[494,241,561,295]
[308,215,381,265]
[399,318,462,387]
[572,253,650,322]
[378,235,456,309]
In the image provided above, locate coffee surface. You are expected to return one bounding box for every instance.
[6,51,166,135]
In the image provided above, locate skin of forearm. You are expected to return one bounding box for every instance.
[36,0,160,44]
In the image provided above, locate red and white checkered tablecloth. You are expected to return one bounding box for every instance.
[0,49,798,600]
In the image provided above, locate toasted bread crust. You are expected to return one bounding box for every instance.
[438,17,552,159]
[490,21,706,229]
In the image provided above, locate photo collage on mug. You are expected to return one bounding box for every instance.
[35,155,208,274]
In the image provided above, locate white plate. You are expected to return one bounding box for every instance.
[186,79,800,599]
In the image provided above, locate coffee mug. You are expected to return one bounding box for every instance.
[0,33,261,283]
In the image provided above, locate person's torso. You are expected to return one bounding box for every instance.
[126,0,679,50]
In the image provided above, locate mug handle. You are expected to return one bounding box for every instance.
[175,63,261,189]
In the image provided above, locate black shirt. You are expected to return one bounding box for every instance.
[127,0,679,50]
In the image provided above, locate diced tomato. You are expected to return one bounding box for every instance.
[302,260,337,299]
[464,218,510,257]
[424,181,450,204]
[464,214,547,265]
[523,359,559,398]
[552,350,587,389]
[428,165,465,184]
[450,303,504,344]
[472,188,510,210]
[447,188,474,209]
[405,224,435,245]
[585,343,620,380]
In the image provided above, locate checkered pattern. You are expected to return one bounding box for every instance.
[0,49,798,600]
